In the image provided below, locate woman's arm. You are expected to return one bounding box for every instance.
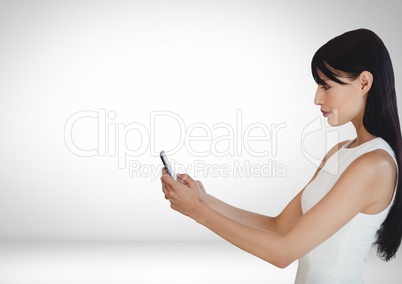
[205,194,280,232]
[161,149,396,268]
[205,189,305,234]
[162,142,350,236]
[201,141,348,234]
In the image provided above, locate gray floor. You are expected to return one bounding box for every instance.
[0,241,399,284]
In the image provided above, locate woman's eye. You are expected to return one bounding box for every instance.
[321,84,330,91]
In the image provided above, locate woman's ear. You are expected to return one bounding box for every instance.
[359,71,373,95]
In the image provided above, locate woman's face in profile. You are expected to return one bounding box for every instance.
[314,72,366,127]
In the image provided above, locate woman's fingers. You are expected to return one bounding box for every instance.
[177,173,197,188]
[161,181,169,199]
[160,170,171,200]
[196,180,204,191]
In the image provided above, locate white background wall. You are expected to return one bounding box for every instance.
[0,0,401,241]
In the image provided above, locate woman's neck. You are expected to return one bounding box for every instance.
[350,120,377,148]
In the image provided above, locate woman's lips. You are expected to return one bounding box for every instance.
[321,110,332,117]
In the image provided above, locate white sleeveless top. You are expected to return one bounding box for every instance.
[295,137,398,284]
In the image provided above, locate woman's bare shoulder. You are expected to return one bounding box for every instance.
[321,140,350,165]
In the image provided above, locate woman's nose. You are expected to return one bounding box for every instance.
[314,87,324,106]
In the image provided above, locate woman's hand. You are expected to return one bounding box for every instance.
[161,168,207,219]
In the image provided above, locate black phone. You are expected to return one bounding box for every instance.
[160,150,176,180]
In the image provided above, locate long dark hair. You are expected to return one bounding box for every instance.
[311,28,402,261]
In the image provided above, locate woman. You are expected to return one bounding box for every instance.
[160,29,402,283]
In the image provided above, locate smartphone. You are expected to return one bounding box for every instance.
[160,150,177,180]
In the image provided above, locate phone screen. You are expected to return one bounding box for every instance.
[160,150,176,180]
